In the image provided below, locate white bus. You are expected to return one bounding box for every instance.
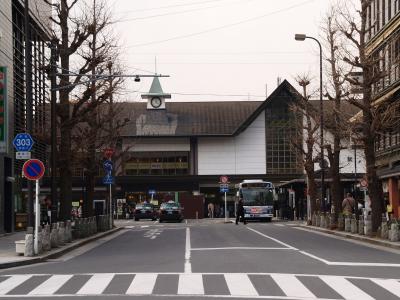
[236,179,276,222]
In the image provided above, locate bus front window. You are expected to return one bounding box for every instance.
[241,189,274,206]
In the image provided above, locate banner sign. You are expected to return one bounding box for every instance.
[0,67,7,153]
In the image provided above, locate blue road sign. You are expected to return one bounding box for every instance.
[13,133,34,152]
[220,187,229,193]
[103,160,113,172]
[103,174,114,185]
[148,189,156,195]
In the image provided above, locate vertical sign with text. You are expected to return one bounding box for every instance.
[0,67,7,153]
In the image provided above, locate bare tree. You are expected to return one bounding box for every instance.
[290,74,321,222]
[44,0,116,220]
[335,0,391,231]
[322,10,348,222]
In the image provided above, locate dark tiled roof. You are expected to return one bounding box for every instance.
[118,101,263,137]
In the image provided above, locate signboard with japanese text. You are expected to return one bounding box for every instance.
[0,67,7,153]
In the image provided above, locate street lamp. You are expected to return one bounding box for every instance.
[295,33,326,212]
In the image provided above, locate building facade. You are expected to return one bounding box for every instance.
[366,0,400,218]
[0,0,51,233]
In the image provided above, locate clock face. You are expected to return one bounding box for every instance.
[151,97,162,108]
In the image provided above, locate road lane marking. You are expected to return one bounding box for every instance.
[371,278,400,297]
[141,225,150,228]
[300,250,400,267]
[191,247,294,251]
[77,273,114,295]
[178,274,204,295]
[274,224,285,227]
[246,227,298,250]
[224,274,258,296]
[185,227,192,273]
[28,275,73,295]
[126,273,157,295]
[320,276,375,300]
[0,275,32,295]
[271,274,316,299]
[0,273,396,299]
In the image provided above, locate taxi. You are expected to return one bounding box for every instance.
[159,201,184,222]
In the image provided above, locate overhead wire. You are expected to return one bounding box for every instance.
[127,0,316,48]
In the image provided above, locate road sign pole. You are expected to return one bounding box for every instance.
[34,179,40,255]
[224,191,228,223]
[109,183,112,228]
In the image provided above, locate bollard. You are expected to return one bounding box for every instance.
[50,223,59,248]
[316,214,321,227]
[338,214,344,231]
[350,216,358,234]
[364,215,372,236]
[389,223,399,242]
[24,233,34,257]
[43,225,51,251]
[344,216,351,232]
[58,222,65,245]
[380,219,389,240]
[37,227,43,254]
[358,219,364,235]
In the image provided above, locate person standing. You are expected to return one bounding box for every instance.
[236,198,246,225]
[342,193,355,216]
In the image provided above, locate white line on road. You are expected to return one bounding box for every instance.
[224,273,258,296]
[185,227,192,273]
[274,224,285,227]
[0,275,32,295]
[191,247,294,251]
[141,225,150,228]
[246,227,298,250]
[320,276,375,300]
[126,273,157,295]
[178,274,204,295]
[29,275,73,295]
[371,278,400,297]
[77,273,114,295]
[300,250,400,267]
[270,274,316,299]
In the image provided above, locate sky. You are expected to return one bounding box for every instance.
[109,0,356,102]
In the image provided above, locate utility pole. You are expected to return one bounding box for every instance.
[24,0,34,227]
[50,40,58,223]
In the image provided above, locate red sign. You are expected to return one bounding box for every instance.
[220,175,229,183]
[103,148,114,159]
[23,159,45,181]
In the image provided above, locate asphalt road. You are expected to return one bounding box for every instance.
[0,220,400,300]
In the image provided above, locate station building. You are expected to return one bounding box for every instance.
[64,78,364,219]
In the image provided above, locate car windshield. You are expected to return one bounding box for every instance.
[241,188,274,206]
[161,202,180,209]
[137,203,152,209]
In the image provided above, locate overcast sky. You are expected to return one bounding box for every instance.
[110,0,356,102]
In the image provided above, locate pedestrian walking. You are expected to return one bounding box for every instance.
[236,198,246,225]
[342,193,355,216]
[208,202,214,218]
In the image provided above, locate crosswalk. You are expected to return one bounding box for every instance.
[0,272,399,299]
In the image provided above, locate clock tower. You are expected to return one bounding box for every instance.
[142,77,171,110]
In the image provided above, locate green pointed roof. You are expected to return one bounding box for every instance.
[141,77,171,99]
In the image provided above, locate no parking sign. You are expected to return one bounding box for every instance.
[23,159,45,181]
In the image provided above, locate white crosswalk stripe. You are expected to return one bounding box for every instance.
[271,274,316,299]
[126,273,157,295]
[0,273,398,299]
[29,275,73,295]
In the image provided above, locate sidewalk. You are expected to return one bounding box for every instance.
[298,224,400,250]
[0,226,121,270]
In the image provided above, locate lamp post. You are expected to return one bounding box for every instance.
[295,33,326,212]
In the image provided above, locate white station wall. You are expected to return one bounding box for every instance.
[197,113,266,175]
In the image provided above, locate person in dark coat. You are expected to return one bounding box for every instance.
[236,198,247,225]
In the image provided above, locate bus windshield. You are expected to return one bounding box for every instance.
[241,188,274,206]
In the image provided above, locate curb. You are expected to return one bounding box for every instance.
[298,225,400,250]
[0,227,122,270]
